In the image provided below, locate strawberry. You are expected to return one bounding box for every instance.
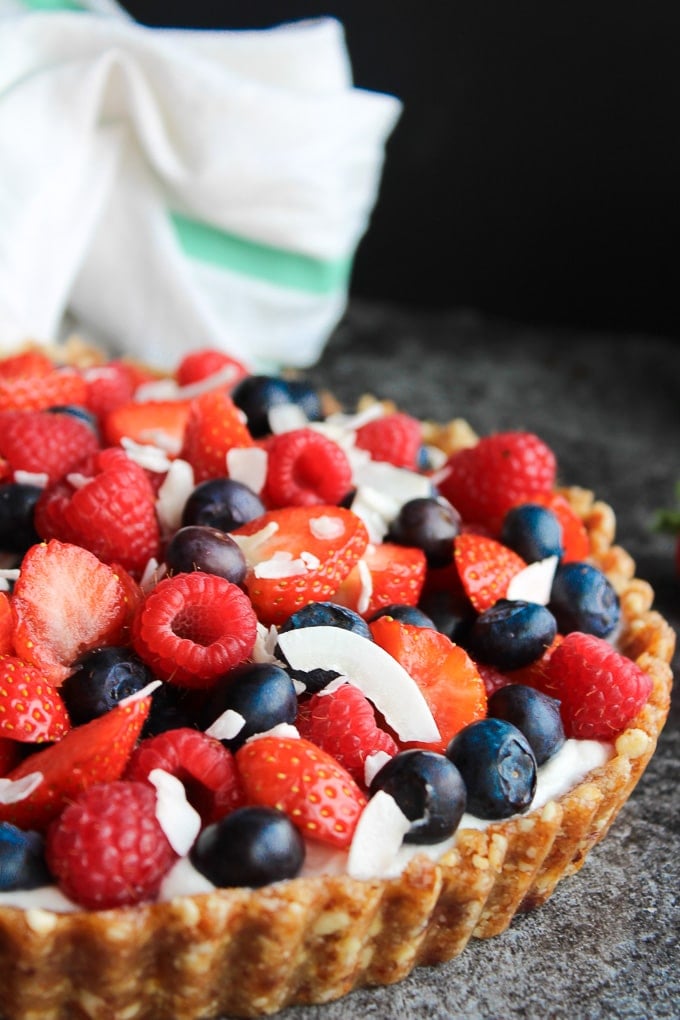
[540,632,653,739]
[296,684,398,785]
[0,736,20,776]
[11,540,135,684]
[0,350,54,380]
[103,399,193,453]
[0,409,100,486]
[354,411,423,469]
[235,735,367,848]
[529,491,590,562]
[454,532,527,612]
[232,505,369,627]
[0,696,150,831]
[438,431,557,534]
[370,616,487,753]
[0,655,70,743]
[180,389,254,483]
[131,572,258,688]
[176,347,249,389]
[333,541,427,618]
[263,429,353,508]
[35,447,161,577]
[0,592,12,655]
[0,363,87,413]
[82,363,136,421]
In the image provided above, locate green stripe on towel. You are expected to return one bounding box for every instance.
[20,0,86,10]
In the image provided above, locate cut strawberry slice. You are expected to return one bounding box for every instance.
[0,696,150,831]
[11,540,136,684]
[103,399,193,453]
[232,506,369,627]
[454,532,527,612]
[333,541,427,618]
[370,616,487,753]
[0,655,71,743]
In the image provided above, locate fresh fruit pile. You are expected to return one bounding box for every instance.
[0,344,655,910]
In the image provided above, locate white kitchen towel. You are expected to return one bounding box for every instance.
[0,0,401,369]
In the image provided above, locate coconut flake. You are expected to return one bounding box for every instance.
[139,558,166,593]
[231,522,279,567]
[309,514,346,540]
[354,557,373,615]
[121,437,176,471]
[13,470,48,489]
[254,551,316,579]
[276,627,440,743]
[204,709,246,742]
[268,403,309,434]
[155,458,195,535]
[66,472,92,490]
[251,623,285,665]
[226,446,268,495]
[506,555,559,605]
[0,568,20,592]
[364,750,394,787]
[119,680,162,706]
[159,856,215,900]
[0,772,43,805]
[149,768,201,857]
[245,723,300,744]
[347,791,411,879]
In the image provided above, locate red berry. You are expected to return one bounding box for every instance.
[354,411,423,469]
[180,389,254,483]
[541,632,653,739]
[46,780,177,909]
[296,684,398,785]
[0,592,13,656]
[264,428,352,508]
[333,541,427,618]
[103,399,193,453]
[82,363,136,420]
[0,363,87,412]
[439,431,557,534]
[132,572,258,688]
[0,410,100,486]
[529,491,590,562]
[176,348,249,388]
[0,655,70,743]
[125,726,245,825]
[453,532,527,612]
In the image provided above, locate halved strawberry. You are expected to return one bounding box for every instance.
[232,506,369,626]
[454,532,527,612]
[0,655,71,743]
[333,541,427,618]
[103,399,193,453]
[370,616,487,753]
[0,737,20,776]
[0,696,150,831]
[180,389,254,483]
[235,734,367,848]
[11,540,136,684]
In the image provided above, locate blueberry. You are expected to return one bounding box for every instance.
[369,749,467,844]
[231,375,297,438]
[191,806,305,887]
[181,478,265,533]
[284,379,324,422]
[61,646,155,725]
[549,561,620,637]
[446,718,537,819]
[369,603,436,628]
[277,601,373,692]
[0,823,51,891]
[487,684,565,765]
[165,525,247,586]
[387,496,461,567]
[200,662,298,750]
[143,683,201,737]
[0,483,42,556]
[500,504,564,562]
[417,589,475,644]
[464,599,557,671]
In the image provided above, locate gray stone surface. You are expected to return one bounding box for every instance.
[239,304,680,1020]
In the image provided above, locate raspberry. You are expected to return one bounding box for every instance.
[125,727,245,825]
[0,410,100,486]
[541,632,653,739]
[264,428,353,507]
[82,363,136,420]
[354,412,423,469]
[132,572,258,688]
[296,684,398,785]
[0,366,87,412]
[439,431,557,534]
[45,781,177,909]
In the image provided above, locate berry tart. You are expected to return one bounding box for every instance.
[0,341,674,1020]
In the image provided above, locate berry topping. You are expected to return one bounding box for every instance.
[354,411,423,470]
[176,347,249,388]
[0,409,100,486]
[487,684,565,765]
[0,362,87,413]
[527,490,590,562]
[164,525,247,586]
[500,503,564,563]
[131,572,257,688]
[387,496,461,567]
[0,822,50,891]
[230,375,299,438]
[541,632,654,739]
[263,429,352,508]
[0,483,42,556]
[60,645,155,725]
[369,603,437,629]
[464,599,558,671]
[0,655,70,743]
[235,735,367,849]
[446,718,537,819]
[333,541,427,619]
[549,561,620,638]
[180,389,254,483]
[453,532,528,612]
[45,780,177,909]
[200,662,298,751]
[368,748,467,844]
[181,477,265,532]
[191,806,305,888]
[103,398,193,452]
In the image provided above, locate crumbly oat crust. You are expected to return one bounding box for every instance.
[0,410,674,1020]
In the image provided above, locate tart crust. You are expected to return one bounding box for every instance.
[0,439,674,1020]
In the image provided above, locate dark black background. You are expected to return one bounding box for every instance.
[124,2,680,339]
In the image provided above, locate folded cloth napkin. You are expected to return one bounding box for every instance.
[0,0,400,369]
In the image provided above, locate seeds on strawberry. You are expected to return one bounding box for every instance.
[0,655,70,743]
[454,532,527,613]
[103,399,193,453]
[333,541,427,618]
[180,389,254,483]
[131,572,258,688]
[263,429,352,508]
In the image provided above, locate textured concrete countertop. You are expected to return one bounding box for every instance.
[257,302,679,1020]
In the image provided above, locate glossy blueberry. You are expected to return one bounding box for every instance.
[369,603,436,629]
[487,684,565,765]
[191,806,305,887]
[369,749,467,844]
[200,662,298,750]
[231,374,297,438]
[277,601,373,692]
[548,561,620,637]
[464,599,557,671]
[0,483,42,556]
[181,477,265,533]
[143,683,201,737]
[417,589,475,644]
[0,823,51,891]
[446,718,537,819]
[284,379,324,422]
[61,646,156,725]
[388,496,461,567]
[500,504,564,563]
[165,525,247,586]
